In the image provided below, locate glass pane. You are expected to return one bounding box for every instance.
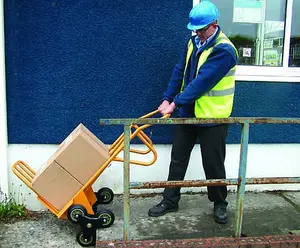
[206,0,286,66]
[289,0,300,67]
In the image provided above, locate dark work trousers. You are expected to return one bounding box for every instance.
[162,124,228,208]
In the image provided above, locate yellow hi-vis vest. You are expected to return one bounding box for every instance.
[181,31,238,118]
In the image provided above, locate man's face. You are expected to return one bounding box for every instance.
[195,23,217,42]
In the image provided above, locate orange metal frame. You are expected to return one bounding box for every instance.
[12,110,168,220]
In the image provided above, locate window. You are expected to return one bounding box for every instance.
[197,0,300,82]
[289,0,300,67]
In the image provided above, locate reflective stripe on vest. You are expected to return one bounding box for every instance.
[181,31,238,118]
[205,87,235,97]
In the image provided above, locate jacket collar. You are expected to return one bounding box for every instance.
[193,26,221,53]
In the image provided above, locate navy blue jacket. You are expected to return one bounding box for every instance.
[162,27,238,118]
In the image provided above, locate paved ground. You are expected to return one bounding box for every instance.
[0,191,299,247]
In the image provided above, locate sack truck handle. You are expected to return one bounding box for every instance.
[12,160,37,193]
[109,109,169,166]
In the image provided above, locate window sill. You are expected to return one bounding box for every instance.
[236,66,300,82]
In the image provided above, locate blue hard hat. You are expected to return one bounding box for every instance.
[187,1,219,30]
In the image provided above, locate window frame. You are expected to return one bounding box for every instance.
[195,0,300,82]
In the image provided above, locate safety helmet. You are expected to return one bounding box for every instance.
[187,1,219,31]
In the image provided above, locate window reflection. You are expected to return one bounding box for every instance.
[289,0,300,67]
[207,0,286,67]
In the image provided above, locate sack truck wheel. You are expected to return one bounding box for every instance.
[67,204,87,224]
[96,187,114,204]
[97,209,115,228]
[76,231,94,247]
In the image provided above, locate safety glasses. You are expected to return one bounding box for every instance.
[195,23,213,33]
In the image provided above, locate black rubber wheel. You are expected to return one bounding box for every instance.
[95,187,114,204]
[97,209,115,228]
[76,231,94,247]
[67,204,87,224]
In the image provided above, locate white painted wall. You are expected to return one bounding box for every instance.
[0,0,8,201]
[7,143,300,211]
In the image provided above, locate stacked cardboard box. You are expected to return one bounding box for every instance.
[32,124,110,210]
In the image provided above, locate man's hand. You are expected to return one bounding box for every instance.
[160,102,176,115]
[158,100,170,113]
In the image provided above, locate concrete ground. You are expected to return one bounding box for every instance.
[0,191,299,247]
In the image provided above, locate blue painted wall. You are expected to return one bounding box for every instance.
[5,1,300,144]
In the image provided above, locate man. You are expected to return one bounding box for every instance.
[148,1,238,224]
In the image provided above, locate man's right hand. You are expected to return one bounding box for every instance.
[158,100,170,114]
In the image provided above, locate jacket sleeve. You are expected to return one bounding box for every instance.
[173,44,238,107]
[162,37,191,103]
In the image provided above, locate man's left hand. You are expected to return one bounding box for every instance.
[161,102,176,115]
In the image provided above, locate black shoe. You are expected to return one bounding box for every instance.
[214,205,227,224]
[148,202,178,217]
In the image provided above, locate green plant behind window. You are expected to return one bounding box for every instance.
[229,35,256,65]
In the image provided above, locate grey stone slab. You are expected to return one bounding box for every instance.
[97,192,300,241]
[281,191,300,206]
[0,191,300,248]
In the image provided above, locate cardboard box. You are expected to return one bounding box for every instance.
[32,161,82,211]
[59,124,108,151]
[54,124,110,185]
[32,124,110,210]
